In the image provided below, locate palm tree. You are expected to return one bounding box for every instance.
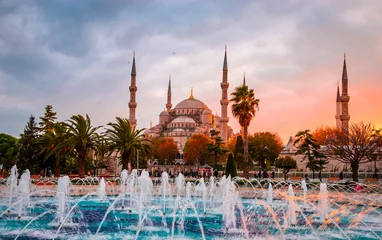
[40,122,68,177]
[230,85,260,167]
[105,117,152,171]
[60,115,101,178]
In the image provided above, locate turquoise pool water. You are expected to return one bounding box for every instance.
[0,195,381,240]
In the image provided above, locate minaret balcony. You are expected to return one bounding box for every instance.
[220,99,229,105]
[220,82,229,89]
[340,95,350,102]
[128,102,137,108]
[129,86,138,92]
[340,115,350,121]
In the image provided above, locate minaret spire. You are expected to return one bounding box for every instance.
[166,75,172,112]
[335,82,341,128]
[243,72,246,86]
[128,51,138,127]
[220,46,229,144]
[223,45,228,71]
[340,53,350,133]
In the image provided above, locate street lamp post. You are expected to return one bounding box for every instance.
[263,146,269,170]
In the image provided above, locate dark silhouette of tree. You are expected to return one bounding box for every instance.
[0,133,18,169]
[248,132,284,169]
[225,153,237,178]
[230,85,260,165]
[207,129,228,167]
[17,115,41,173]
[327,122,382,182]
[294,130,327,179]
[275,156,296,180]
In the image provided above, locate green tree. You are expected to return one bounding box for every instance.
[230,85,260,169]
[105,117,152,171]
[327,122,382,182]
[0,133,18,169]
[207,130,228,167]
[17,115,41,173]
[225,153,237,178]
[248,132,284,170]
[60,114,101,178]
[39,122,68,177]
[294,130,327,179]
[39,105,57,132]
[275,156,297,180]
[233,135,246,170]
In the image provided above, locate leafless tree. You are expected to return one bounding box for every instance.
[326,122,382,182]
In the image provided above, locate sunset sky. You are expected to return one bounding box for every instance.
[0,0,381,144]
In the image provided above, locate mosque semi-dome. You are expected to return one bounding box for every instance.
[171,116,196,123]
[160,110,169,116]
[174,98,209,110]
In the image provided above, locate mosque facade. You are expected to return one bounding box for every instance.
[127,48,234,150]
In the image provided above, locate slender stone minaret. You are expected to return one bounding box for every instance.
[166,75,172,112]
[128,51,137,127]
[335,82,342,128]
[220,46,229,144]
[340,53,350,133]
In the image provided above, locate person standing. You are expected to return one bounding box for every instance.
[339,171,343,180]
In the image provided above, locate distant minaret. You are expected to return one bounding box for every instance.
[340,53,350,133]
[220,46,229,144]
[166,75,172,112]
[335,82,342,128]
[243,72,246,86]
[128,52,137,127]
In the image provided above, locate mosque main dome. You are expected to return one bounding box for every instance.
[174,98,209,110]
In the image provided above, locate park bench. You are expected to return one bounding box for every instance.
[328,177,340,182]
[290,177,301,181]
[365,178,378,183]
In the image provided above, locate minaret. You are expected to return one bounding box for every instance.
[335,82,342,128]
[128,51,137,127]
[166,75,172,112]
[243,72,246,86]
[340,53,350,133]
[220,46,229,144]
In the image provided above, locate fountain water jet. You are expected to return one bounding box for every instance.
[17,169,30,218]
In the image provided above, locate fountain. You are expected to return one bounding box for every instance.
[175,173,185,196]
[6,165,18,209]
[267,182,273,205]
[286,184,297,226]
[97,177,107,201]
[17,169,30,219]
[319,182,329,222]
[0,166,381,239]
[56,176,71,224]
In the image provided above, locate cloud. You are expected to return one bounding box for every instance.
[0,0,381,144]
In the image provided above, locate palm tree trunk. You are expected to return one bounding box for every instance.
[244,125,248,163]
[243,125,249,179]
[78,153,86,178]
[55,157,60,177]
